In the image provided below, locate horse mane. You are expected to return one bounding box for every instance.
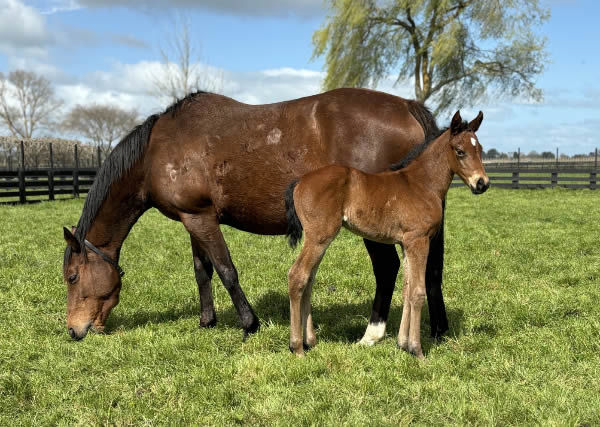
[164,90,208,117]
[390,102,440,171]
[389,109,469,171]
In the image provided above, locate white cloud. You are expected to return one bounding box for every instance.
[74,0,325,18]
[0,0,51,55]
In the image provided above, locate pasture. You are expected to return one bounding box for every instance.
[1,187,599,425]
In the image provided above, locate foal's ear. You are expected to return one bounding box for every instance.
[450,110,463,135]
[468,111,484,132]
[63,227,81,253]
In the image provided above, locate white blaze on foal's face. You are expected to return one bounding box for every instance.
[471,137,477,147]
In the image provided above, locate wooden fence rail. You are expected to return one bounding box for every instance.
[1,166,598,205]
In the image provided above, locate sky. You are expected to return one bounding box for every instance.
[1,0,599,155]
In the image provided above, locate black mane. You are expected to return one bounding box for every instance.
[389,111,469,171]
[164,90,207,117]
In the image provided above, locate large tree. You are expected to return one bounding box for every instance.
[313,0,549,113]
[0,70,63,138]
[62,104,139,156]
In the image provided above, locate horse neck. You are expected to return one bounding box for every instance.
[402,131,454,199]
[83,165,147,261]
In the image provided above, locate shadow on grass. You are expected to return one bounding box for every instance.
[106,289,465,349]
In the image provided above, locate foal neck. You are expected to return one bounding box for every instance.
[397,130,454,199]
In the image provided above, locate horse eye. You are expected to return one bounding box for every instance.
[456,149,465,158]
[68,274,78,284]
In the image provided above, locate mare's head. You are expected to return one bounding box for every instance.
[447,110,489,194]
[63,227,122,340]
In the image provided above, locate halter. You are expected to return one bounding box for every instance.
[84,239,125,277]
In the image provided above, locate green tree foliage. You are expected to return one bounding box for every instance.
[313,0,549,113]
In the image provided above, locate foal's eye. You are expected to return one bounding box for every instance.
[456,149,466,158]
[68,273,78,284]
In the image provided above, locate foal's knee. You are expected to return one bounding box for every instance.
[218,266,239,290]
[410,288,427,307]
[288,267,309,298]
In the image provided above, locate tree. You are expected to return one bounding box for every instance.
[150,15,223,105]
[313,0,549,113]
[0,70,63,138]
[486,148,500,159]
[541,151,555,159]
[62,104,139,156]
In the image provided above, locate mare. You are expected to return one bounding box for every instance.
[284,111,489,358]
[62,88,449,342]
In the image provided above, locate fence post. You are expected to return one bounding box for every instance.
[18,141,26,204]
[512,171,519,189]
[551,171,558,187]
[48,142,55,201]
[517,148,520,169]
[595,148,598,169]
[556,148,559,168]
[97,146,102,169]
[73,145,79,198]
[591,171,597,190]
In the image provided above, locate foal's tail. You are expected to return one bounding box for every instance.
[285,180,303,249]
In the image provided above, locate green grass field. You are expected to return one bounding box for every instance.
[1,188,599,425]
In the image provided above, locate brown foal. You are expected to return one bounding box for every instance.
[285,111,489,358]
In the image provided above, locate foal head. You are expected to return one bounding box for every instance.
[63,228,122,340]
[447,111,489,194]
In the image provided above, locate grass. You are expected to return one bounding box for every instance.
[1,187,599,425]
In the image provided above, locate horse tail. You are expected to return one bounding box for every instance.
[285,180,303,249]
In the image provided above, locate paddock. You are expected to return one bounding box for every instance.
[1,187,599,424]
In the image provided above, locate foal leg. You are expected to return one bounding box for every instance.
[301,278,317,349]
[426,200,449,338]
[398,236,429,360]
[181,211,259,337]
[190,236,216,328]
[288,239,329,356]
[359,240,400,346]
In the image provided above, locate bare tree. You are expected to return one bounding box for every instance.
[62,104,139,156]
[0,70,63,138]
[150,14,223,105]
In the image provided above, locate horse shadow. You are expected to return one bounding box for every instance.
[106,289,465,351]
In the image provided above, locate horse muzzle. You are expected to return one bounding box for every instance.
[470,177,490,194]
[68,322,92,341]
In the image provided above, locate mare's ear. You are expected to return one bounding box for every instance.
[63,227,81,252]
[450,111,462,135]
[468,111,484,132]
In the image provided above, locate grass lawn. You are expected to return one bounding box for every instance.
[1,187,599,425]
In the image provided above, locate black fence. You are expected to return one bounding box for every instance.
[1,142,599,205]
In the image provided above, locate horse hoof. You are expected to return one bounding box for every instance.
[242,318,260,341]
[199,316,217,329]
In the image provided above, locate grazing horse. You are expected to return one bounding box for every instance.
[62,88,449,342]
[285,111,489,358]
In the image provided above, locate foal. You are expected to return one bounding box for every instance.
[284,111,489,358]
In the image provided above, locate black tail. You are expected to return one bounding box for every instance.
[285,180,303,249]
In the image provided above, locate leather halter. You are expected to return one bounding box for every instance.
[84,240,125,277]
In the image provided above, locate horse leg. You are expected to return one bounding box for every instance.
[301,277,316,349]
[359,240,400,346]
[288,239,328,356]
[426,200,448,339]
[397,251,411,352]
[181,211,259,337]
[190,236,217,328]
[399,236,429,360]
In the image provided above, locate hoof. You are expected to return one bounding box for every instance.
[430,322,449,340]
[242,317,260,341]
[199,315,217,329]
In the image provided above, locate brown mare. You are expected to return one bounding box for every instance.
[285,111,489,358]
[62,88,449,342]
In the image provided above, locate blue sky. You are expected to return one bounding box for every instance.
[1,0,599,155]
